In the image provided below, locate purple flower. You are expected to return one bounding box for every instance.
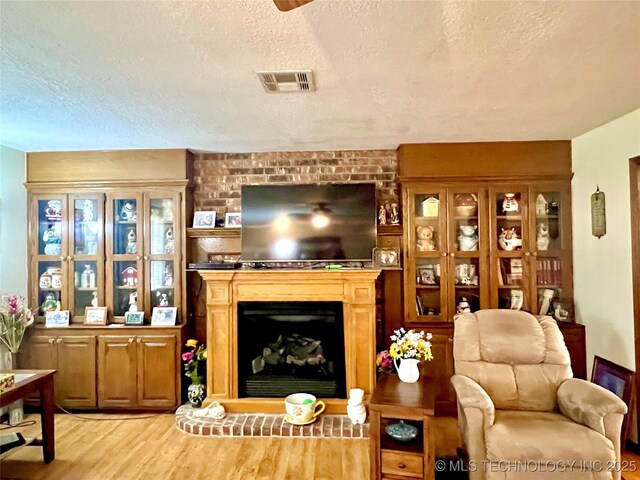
[182,351,193,362]
[8,296,18,315]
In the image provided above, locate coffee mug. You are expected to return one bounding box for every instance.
[284,393,325,424]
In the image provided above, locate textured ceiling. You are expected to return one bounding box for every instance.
[1,0,639,152]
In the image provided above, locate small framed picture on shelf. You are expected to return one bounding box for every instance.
[84,306,108,325]
[45,310,70,328]
[551,299,574,322]
[193,211,216,228]
[372,248,400,269]
[225,212,242,228]
[124,311,145,326]
[151,307,177,326]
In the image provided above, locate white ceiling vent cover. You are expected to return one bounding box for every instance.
[257,70,315,93]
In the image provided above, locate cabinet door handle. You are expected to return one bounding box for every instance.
[532,251,538,257]
[524,252,531,256]
[136,255,142,261]
[136,338,142,343]
[59,255,65,261]
[143,256,149,261]
[448,338,453,343]
[128,337,134,343]
[48,338,55,344]
[397,463,406,469]
[450,252,456,257]
[441,252,447,257]
[56,338,62,344]
[66,255,72,261]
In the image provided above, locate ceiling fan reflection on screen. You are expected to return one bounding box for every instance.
[273,0,314,12]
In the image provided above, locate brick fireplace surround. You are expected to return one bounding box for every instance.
[199,269,380,413]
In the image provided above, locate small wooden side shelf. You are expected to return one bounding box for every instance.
[369,374,435,480]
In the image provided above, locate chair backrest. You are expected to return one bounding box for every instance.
[453,310,572,412]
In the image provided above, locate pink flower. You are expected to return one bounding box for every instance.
[8,296,18,315]
[182,351,193,362]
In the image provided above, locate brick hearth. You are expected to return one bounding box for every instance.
[175,405,370,439]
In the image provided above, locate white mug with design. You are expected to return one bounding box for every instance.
[284,393,325,425]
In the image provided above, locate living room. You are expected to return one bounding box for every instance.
[1,1,639,479]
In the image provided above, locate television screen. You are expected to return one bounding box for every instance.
[241,184,376,262]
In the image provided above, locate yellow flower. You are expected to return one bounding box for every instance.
[186,339,198,348]
[202,350,207,359]
[389,343,401,359]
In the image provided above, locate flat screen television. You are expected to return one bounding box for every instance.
[241,184,376,262]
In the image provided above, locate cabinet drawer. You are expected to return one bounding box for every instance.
[381,451,423,478]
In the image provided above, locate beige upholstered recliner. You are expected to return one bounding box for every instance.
[451,310,628,480]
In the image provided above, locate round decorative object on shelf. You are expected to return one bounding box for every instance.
[385,420,419,442]
[454,193,477,217]
[188,381,206,408]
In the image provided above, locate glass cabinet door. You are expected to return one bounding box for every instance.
[490,188,531,311]
[69,195,104,322]
[530,186,572,317]
[447,189,487,316]
[144,193,180,317]
[32,194,68,317]
[107,194,143,322]
[408,189,447,322]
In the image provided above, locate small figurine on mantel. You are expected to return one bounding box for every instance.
[378,205,387,225]
[389,203,400,225]
[347,388,366,424]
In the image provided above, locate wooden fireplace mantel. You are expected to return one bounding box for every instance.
[198,269,381,413]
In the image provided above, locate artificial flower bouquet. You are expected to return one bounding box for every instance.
[0,295,35,354]
[389,328,434,361]
[376,350,395,373]
[182,339,207,384]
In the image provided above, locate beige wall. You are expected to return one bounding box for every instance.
[572,109,640,373]
[0,145,28,296]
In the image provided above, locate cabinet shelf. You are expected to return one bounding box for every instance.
[495,215,522,220]
[116,286,138,290]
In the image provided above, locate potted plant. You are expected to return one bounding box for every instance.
[388,328,434,383]
[182,339,207,408]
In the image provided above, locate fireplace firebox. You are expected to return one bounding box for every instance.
[237,301,347,399]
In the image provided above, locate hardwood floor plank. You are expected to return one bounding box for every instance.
[0,414,369,480]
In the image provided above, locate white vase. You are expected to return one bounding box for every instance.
[394,358,420,383]
[0,350,24,425]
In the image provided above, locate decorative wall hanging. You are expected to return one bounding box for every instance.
[591,186,606,238]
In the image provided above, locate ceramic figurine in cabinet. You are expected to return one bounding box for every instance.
[157,292,169,307]
[378,205,387,225]
[389,203,400,225]
[164,227,175,254]
[42,226,62,255]
[121,202,137,221]
[502,193,519,213]
[536,194,548,217]
[416,225,436,251]
[498,228,521,251]
[44,200,62,219]
[91,291,99,307]
[125,228,137,254]
[41,293,60,312]
[458,225,479,251]
[39,271,52,289]
[457,297,471,314]
[536,222,550,250]
[128,292,138,312]
[164,265,174,287]
[347,388,366,424]
[81,264,96,289]
[121,266,138,286]
[82,199,95,222]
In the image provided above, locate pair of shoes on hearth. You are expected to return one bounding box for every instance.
[192,401,226,419]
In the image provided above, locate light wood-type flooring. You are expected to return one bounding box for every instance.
[1,413,639,480]
[0,413,368,480]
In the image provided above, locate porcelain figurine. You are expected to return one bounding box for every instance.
[458,225,479,251]
[44,200,62,219]
[536,194,548,217]
[536,222,550,250]
[421,196,439,217]
[378,205,387,225]
[125,228,137,254]
[164,264,173,287]
[121,202,137,221]
[498,228,522,251]
[416,225,436,251]
[121,266,138,286]
[390,203,400,225]
[85,230,98,255]
[502,193,519,213]
[164,227,175,254]
[39,271,52,289]
[457,297,471,314]
[82,199,95,222]
[157,292,169,307]
[42,226,62,255]
[347,388,366,425]
[91,291,99,307]
[41,293,60,312]
[128,292,138,312]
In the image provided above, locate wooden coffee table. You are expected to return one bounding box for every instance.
[0,369,56,463]
[369,374,435,480]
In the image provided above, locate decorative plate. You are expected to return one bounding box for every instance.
[284,414,317,426]
[385,420,418,442]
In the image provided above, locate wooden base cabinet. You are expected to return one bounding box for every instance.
[19,334,96,408]
[98,334,178,409]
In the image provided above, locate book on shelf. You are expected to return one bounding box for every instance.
[416,295,424,315]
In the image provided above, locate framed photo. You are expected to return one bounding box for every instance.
[193,211,216,228]
[225,212,241,228]
[372,247,400,269]
[591,356,635,443]
[84,306,108,325]
[151,307,177,326]
[45,310,69,328]
[124,311,145,326]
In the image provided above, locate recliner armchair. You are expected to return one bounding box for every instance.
[451,310,628,480]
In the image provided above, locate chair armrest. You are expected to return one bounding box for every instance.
[451,374,495,428]
[557,378,628,436]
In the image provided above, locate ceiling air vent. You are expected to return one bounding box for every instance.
[257,70,315,93]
